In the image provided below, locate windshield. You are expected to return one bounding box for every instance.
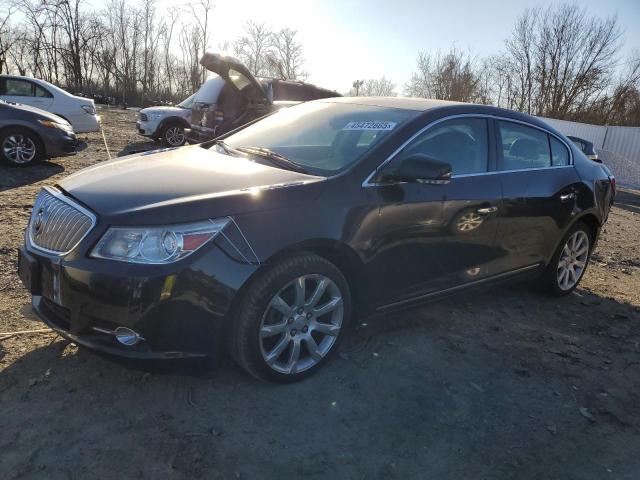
[221,101,418,174]
[177,94,196,109]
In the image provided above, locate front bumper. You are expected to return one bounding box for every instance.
[18,238,258,359]
[136,119,161,138]
[42,129,78,158]
[32,295,201,359]
[68,113,101,134]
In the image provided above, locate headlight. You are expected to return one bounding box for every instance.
[149,113,163,120]
[38,119,74,133]
[81,104,96,115]
[91,218,230,264]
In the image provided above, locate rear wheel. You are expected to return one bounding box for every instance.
[0,128,43,166]
[160,122,186,147]
[544,222,592,295]
[230,253,351,383]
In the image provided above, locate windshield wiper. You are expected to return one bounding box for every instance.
[236,146,310,174]
[214,140,234,155]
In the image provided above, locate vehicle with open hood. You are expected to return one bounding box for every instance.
[187,53,339,143]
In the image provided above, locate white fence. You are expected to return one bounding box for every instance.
[539,117,640,189]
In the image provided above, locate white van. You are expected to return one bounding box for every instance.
[0,75,100,133]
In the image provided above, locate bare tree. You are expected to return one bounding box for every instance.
[405,48,488,103]
[267,28,307,80]
[352,79,364,96]
[502,4,622,118]
[349,76,395,96]
[188,0,213,84]
[0,2,15,74]
[233,21,272,76]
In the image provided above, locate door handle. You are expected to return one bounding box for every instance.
[476,206,498,215]
[560,192,576,202]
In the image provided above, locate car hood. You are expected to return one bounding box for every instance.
[140,106,187,116]
[5,102,68,123]
[59,145,325,223]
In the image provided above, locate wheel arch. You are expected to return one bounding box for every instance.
[52,113,70,123]
[573,212,601,245]
[545,211,602,267]
[158,116,190,132]
[280,240,370,314]
[226,239,372,326]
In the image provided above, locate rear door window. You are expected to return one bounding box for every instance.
[5,79,33,96]
[498,121,551,170]
[550,136,570,166]
[34,84,52,98]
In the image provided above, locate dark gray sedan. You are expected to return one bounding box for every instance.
[0,99,77,166]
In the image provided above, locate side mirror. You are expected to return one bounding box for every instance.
[377,154,452,185]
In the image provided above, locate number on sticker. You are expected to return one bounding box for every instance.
[343,121,396,131]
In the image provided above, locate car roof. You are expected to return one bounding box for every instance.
[1,74,44,83]
[317,96,568,137]
[0,74,69,95]
[319,96,462,111]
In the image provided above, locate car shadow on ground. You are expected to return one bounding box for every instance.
[118,140,161,157]
[615,188,640,215]
[0,141,90,192]
[3,283,639,382]
[0,162,65,191]
[2,283,639,478]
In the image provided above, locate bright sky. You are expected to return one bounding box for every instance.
[191,0,640,93]
[80,0,639,93]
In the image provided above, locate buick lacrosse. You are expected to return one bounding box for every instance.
[18,97,615,382]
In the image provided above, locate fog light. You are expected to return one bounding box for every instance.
[114,327,144,346]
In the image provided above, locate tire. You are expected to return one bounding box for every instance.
[230,253,352,383]
[543,222,593,296]
[160,122,186,147]
[0,128,43,166]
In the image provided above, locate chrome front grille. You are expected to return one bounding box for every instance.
[28,187,95,255]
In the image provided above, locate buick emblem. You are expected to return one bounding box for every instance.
[33,208,46,236]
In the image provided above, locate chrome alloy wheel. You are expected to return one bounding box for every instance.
[557,230,590,291]
[457,212,484,232]
[259,274,344,375]
[3,134,36,164]
[165,126,185,146]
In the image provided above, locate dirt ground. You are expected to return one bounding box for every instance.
[1,106,639,479]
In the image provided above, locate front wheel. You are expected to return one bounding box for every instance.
[160,122,186,147]
[230,254,351,383]
[544,222,592,295]
[0,129,43,166]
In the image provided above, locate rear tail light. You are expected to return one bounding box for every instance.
[610,176,616,195]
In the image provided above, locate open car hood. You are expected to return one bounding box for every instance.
[199,53,271,105]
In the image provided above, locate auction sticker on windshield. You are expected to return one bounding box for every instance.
[343,121,397,131]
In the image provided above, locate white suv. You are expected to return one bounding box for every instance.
[0,75,100,133]
[136,94,194,147]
